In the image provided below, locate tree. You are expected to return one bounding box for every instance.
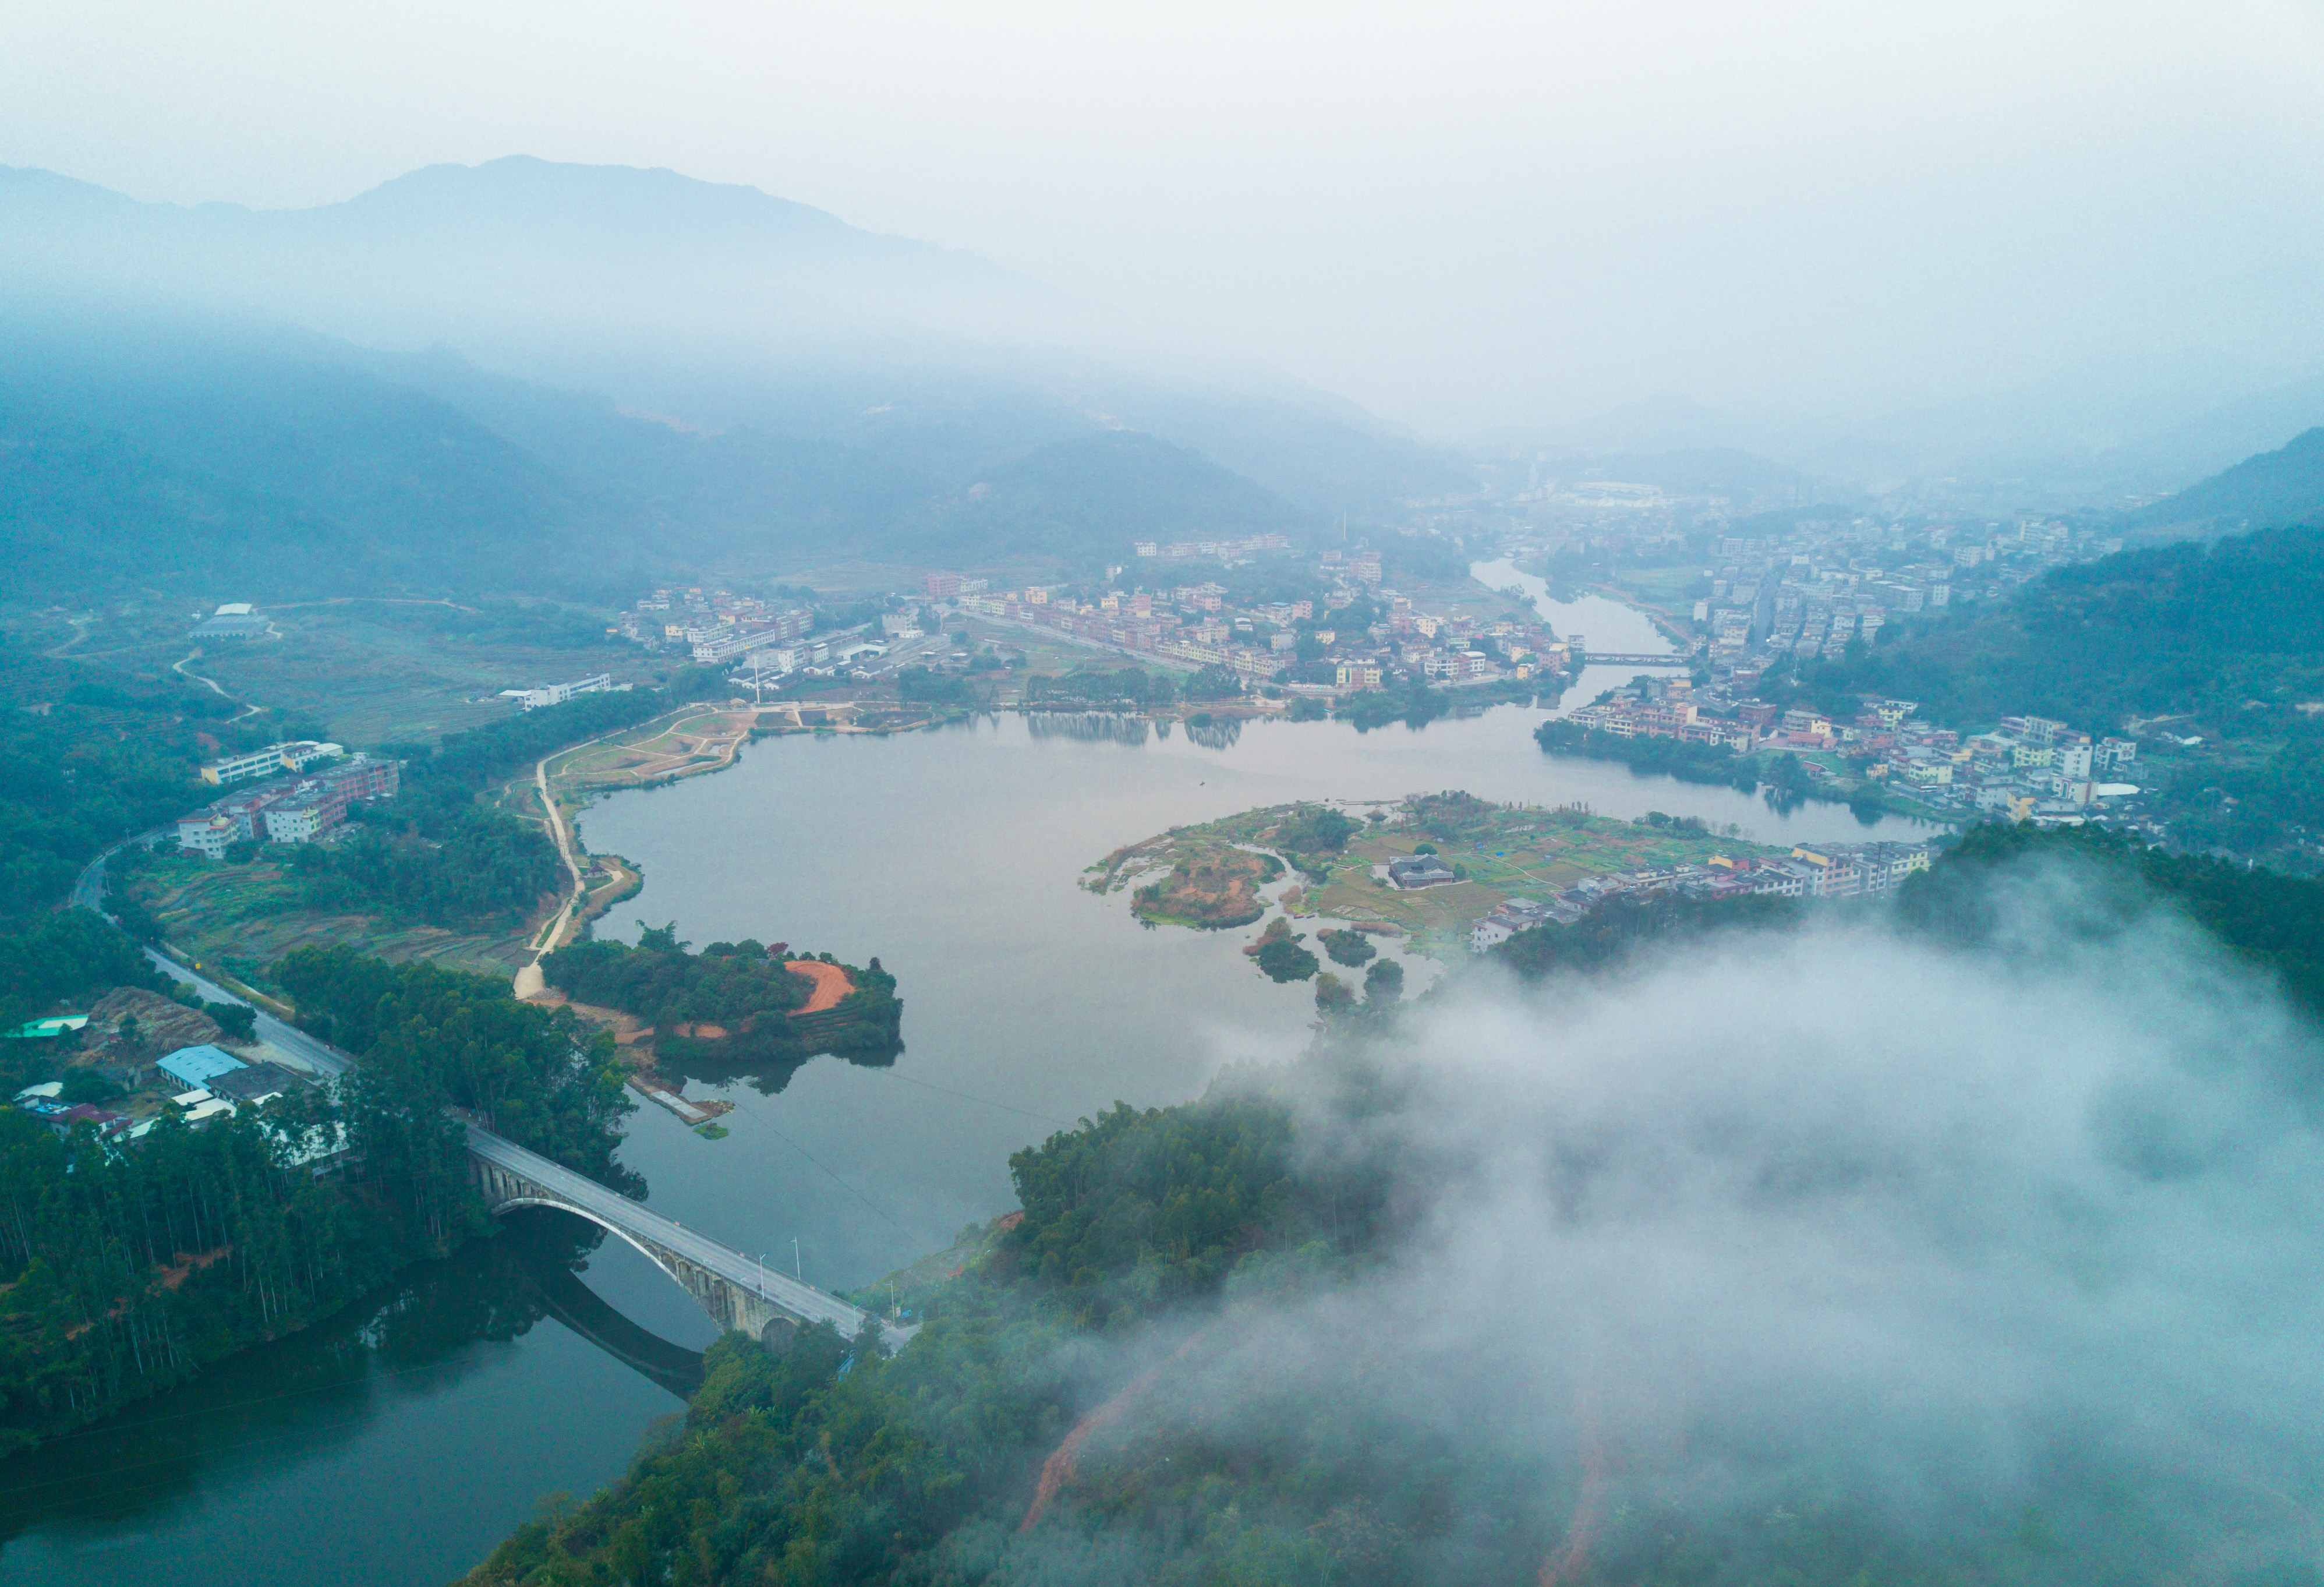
[1256,935,1320,983]
[1363,959,1405,1002]
[1186,664,1246,701]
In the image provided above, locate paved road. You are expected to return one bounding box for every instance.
[70,844,345,1075]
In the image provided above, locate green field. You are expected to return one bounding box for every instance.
[135,851,539,989]
[8,597,655,748]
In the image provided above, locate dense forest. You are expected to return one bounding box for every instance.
[293,808,561,928]
[0,1073,473,1454]
[1534,721,1867,818]
[0,937,634,1452]
[1534,717,1757,789]
[0,634,293,914]
[275,947,639,1195]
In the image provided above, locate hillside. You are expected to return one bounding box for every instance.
[2127,425,2324,540]
[0,312,639,599]
[1787,524,2324,735]
[1778,523,2324,857]
[0,307,1329,592]
[899,430,1310,565]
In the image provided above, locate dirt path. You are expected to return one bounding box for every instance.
[42,617,91,659]
[786,960,854,1013]
[514,739,604,995]
[1537,1382,1610,1586]
[172,650,263,721]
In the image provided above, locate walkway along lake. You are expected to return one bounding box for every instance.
[0,705,1934,1586]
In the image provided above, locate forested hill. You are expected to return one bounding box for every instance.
[0,309,1321,595]
[0,313,637,600]
[895,430,1307,565]
[1780,522,2324,734]
[2128,425,2324,540]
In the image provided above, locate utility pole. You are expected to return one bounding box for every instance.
[793,1238,802,1281]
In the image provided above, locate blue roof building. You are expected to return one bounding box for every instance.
[158,1044,247,1090]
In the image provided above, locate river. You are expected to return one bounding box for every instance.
[1469,556,1688,711]
[1,697,1933,1585]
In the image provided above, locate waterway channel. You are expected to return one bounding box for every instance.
[1468,556,1688,711]
[1,697,1933,1586]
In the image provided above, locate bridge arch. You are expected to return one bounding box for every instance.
[466,1124,909,1353]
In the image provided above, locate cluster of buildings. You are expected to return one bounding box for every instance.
[13,1045,310,1144]
[1568,676,2145,828]
[1132,534,1293,561]
[922,546,1569,697]
[499,673,623,711]
[1460,838,1937,952]
[175,754,399,857]
[1688,519,2125,674]
[613,588,816,663]
[186,602,270,641]
[200,739,346,786]
[1868,712,2143,825]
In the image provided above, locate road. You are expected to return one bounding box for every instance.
[75,851,352,1077]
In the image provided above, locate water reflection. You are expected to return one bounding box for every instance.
[0,1213,698,1587]
[1024,712,1152,746]
[656,1038,899,1099]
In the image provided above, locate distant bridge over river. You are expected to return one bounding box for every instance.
[1573,651,1695,667]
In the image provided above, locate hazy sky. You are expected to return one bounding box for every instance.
[6,1,2323,435]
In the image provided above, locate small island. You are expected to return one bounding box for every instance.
[537,925,904,1106]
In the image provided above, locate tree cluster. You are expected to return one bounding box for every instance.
[275,946,639,1194]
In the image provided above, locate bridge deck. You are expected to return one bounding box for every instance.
[1573,652,1693,666]
[464,1125,885,1340]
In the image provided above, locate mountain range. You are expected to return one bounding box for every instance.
[0,160,1482,597]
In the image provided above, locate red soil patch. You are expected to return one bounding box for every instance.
[1021,1330,1207,1532]
[786,960,854,1015]
[157,1245,234,1292]
[670,1022,731,1040]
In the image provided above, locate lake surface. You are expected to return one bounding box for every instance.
[1,703,1930,1585]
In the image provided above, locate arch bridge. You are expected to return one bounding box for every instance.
[466,1125,914,1353]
